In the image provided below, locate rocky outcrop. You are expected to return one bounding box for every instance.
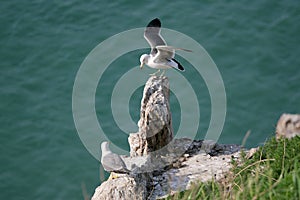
[133,138,241,199]
[91,175,146,200]
[92,139,241,200]
[91,76,241,200]
[128,76,173,157]
[276,113,300,139]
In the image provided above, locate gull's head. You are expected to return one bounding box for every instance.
[101,141,110,153]
[139,54,149,69]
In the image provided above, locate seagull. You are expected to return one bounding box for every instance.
[101,141,130,174]
[139,18,192,76]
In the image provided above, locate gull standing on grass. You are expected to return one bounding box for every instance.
[101,141,130,174]
[139,18,192,76]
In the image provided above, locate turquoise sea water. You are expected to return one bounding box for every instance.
[1,0,299,199]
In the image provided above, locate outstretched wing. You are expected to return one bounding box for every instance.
[154,45,188,71]
[154,45,192,62]
[144,18,166,55]
[154,45,175,63]
[156,45,192,53]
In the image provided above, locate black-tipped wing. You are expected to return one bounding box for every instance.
[172,58,185,71]
[154,46,186,71]
[144,18,166,55]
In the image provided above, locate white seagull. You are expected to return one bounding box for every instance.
[139,18,191,76]
[101,142,130,174]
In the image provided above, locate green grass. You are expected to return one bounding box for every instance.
[163,136,300,200]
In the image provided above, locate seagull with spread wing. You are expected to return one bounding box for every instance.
[139,18,191,76]
[101,141,130,174]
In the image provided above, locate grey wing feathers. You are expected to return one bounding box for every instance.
[144,18,192,61]
[156,45,192,52]
[144,18,166,54]
[154,45,193,63]
[154,46,175,63]
[102,154,129,173]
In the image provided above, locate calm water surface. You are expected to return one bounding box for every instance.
[1,0,299,199]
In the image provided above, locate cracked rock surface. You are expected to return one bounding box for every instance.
[91,76,241,200]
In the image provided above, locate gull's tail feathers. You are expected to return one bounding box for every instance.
[170,59,185,71]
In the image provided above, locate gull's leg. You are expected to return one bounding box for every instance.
[160,70,166,77]
[149,69,160,76]
[156,69,161,76]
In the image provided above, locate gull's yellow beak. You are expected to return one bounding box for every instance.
[140,63,144,69]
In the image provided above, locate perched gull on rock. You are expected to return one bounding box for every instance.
[101,141,130,174]
[139,18,192,76]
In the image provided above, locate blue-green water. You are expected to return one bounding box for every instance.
[1,0,299,199]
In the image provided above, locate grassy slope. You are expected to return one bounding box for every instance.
[163,136,300,200]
